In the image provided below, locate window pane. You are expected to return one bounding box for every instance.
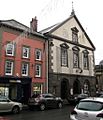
[5,61,13,75]
[61,48,68,66]
[72,32,78,43]
[73,52,79,68]
[84,53,89,69]
[35,49,41,60]
[35,64,41,77]
[6,43,14,56]
[22,63,28,76]
[23,47,29,58]
[33,84,42,94]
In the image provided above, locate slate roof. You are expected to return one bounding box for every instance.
[0,19,45,38]
[40,23,60,34]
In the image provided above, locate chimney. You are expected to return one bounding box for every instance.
[30,16,38,32]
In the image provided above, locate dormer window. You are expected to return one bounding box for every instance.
[71,27,79,43]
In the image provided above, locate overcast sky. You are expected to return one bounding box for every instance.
[0,0,103,65]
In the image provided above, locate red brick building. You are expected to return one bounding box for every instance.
[0,18,48,103]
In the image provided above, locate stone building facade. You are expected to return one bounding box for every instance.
[41,11,96,98]
[95,61,103,93]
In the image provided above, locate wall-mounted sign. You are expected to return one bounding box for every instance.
[10,80,21,83]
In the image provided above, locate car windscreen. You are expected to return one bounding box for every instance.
[76,101,103,111]
[0,96,9,102]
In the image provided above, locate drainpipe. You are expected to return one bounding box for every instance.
[46,39,48,93]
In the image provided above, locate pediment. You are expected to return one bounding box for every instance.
[40,14,95,50]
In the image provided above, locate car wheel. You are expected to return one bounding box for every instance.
[12,106,20,114]
[58,102,63,109]
[40,103,45,111]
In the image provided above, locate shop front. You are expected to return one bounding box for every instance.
[0,76,32,104]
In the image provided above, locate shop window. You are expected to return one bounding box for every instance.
[33,84,42,94]
[0,87,9,97]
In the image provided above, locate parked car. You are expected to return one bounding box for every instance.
[28,93,63,111]
[99,94,103,98]
[67,95,77,105]
[0,96,22,114]
[74,93,89,103]
[70,97,103,120]
[96,91,103,97]
[67,93,89,105]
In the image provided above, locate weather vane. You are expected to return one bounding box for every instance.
[72,1,74,11]
[71,1,75,15]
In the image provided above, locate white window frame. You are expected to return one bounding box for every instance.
[5,61,13,75]
[21,63,29,76]
[61,48,68,66]
[6,43,14,56]
[83,53,89,69]
[35,49,41,61]
[35,64,41,77]
[73,51,79,68]
[22,47,30,58]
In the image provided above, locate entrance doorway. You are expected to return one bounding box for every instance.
[73,79,81,95]
[61,78,69,99]
[20,83,31,104]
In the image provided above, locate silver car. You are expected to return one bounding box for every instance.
[0,96,22,114]
[70,97,103,120]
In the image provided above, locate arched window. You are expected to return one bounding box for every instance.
[60,43,69,67]
[72,46,80,68]
[83,50,89,69]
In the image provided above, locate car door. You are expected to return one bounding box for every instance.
[45,95,56,108]
[0,97,12,112]
[50,95,57,108]
[44,95,52,107]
